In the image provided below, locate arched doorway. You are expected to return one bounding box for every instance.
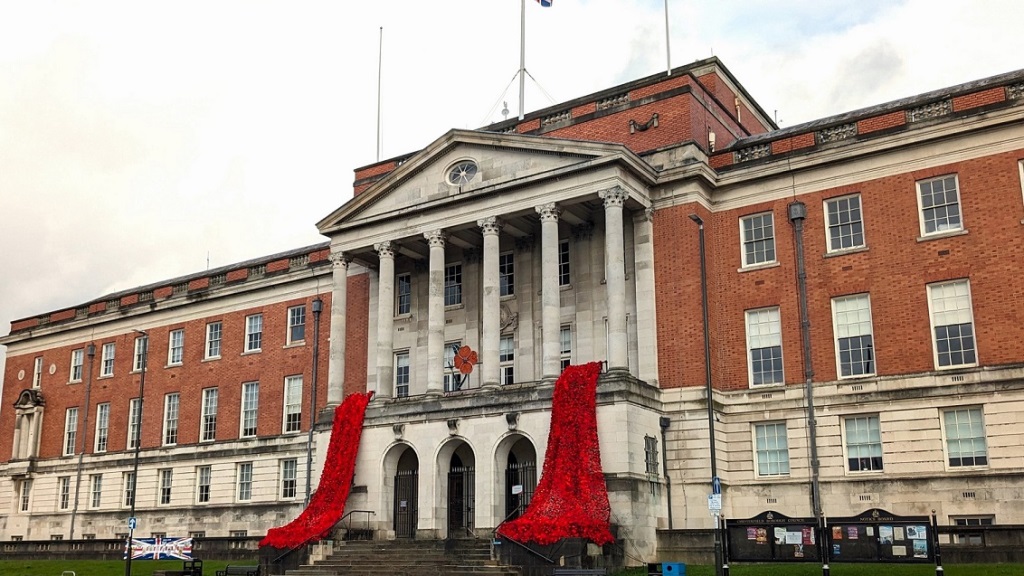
[503,436,537,520]
[393,448,419,538]
[440,441,476,539]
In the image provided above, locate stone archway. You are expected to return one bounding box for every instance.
[383,443,419,538]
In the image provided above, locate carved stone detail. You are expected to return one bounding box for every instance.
[734,143,771,163]
[328,251,350,268]
[815,122,858,144]
[599,186,628,208]
[535,203,561,223]
[424,230,447,249]
[907,99,952,122]
[374,241,397,259]
[478,216,503,236]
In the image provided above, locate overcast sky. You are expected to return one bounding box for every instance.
[1,0,1021,378]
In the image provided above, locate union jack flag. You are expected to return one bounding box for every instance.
[124,536,193,560]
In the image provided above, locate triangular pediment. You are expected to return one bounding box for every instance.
[318,129,647,236]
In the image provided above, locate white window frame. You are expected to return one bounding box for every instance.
[831,294,875,378]
[163,393,180,446]
[237,462,253,502]
[33,356,43,388]
[196,466,212,504]
[280,459,298,499]
[499,335,515,385]
[950,516,994,545]
[942,406,988,469]
[205,321,222,359]
[395,351,410,398]
[95,403,110,453]
[824,194,865,252]
[58,476,71,510]
[287,305,306,344]
[917,174,963,236]
[19,479,32,512]
[100,343,115,377]
[158,469,173,506]
[123,472,135,508]
[443,341,461,392]
[240,382,259,438]
[70,349,84,382]
[89,474,102,509]
[127,398,141,450]
[283,375,303,434]
[444,264,463,307]
[560,326,572,371]
[753,422,790,477]
[558,239,571,286]
[245,314,263,352]
[843,415,883,473]
[200,388,218,443]
[167,329,184,366]
[745,307,784,386]
[396,273,412,315]
[740,212,776,267]
[927,280,977,369]
[63,407,78,456]
[499,252,515,297]
[1018,160,1024,217]
[133,336,146,372]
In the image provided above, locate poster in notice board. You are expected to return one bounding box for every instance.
[826,509,933,563]
[726,511,819,562]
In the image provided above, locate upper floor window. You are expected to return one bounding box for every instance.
[287,306,306,344]
[133,336,147,372]
[444,342,462,392]
[245,314,263,352]
[499,252,515,297]
[163,393,180,446]
[32,356,43,388]
[58,476,71,510]
[499,335,515,385]
[123,472,135,507]
[745,307,783,386]
[395,352,410,398]
[832,294,875,378]
[741,212,776,267]
[754,422,790,477]
[127,398,141,450]
[19,479,32,512]
[444,264,462,306]
[281,459,298,499]
[396,273,412,315]
[240,382,259,438]
[944,407,987,468]
[205,322,222,359]
[200,388,218,443]
[237,462,253,502]
[158,469,173,505]
[196,466,212,503]
[845,415,883,472]
[825,194,865,252]
[560,326,572,372]
[283,375,303,433]
[89,474,102,509]
[70,349,84,382]
[95,403,110,453]
[63,407,78,456]
[167,329,184,365]
[100,343,115,377]
[927,280,976,368]
[558,240,571,286]
[918,175,962,236]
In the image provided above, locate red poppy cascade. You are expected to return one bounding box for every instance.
[498,362,614,545]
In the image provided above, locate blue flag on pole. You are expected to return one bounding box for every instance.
[536,0,552,6]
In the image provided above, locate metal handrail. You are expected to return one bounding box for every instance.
[492,504,556,564]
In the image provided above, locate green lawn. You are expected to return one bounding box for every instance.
[613,564,1023,576]
[0,559,232,576]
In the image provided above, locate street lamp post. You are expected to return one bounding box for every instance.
[690,214,725,576]
[125,331,148,576]
[305,297,323,505]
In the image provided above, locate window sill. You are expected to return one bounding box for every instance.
[935,362,979,371]
[559,283,572,291]
[283,342,305,349]
[98,375,113,380]
[202,356,221,363]
[917,228,968,242]
[500,294,516,301]
[67,380,82,386]
[749,382,786,390]
[241,349,262,356]
[164,363,182,369]
[394,313,413,321]
[738,261,780,273]
[845,469,885,476]
[445,303,465,311]
[838,374,877,382]
[824,245,869,259]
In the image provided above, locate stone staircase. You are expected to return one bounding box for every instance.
[285,538,521,576]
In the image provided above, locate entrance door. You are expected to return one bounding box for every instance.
[394,469,418,538]
[505,458,537,520]
[447,465,475,538]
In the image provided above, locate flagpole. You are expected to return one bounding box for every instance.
[519,0,526,120]
[377,26,384,161]
[664,0,671,75]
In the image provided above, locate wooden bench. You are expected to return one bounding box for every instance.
[215,565,260,576]
[553,569,607,576]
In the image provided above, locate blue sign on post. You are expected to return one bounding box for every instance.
[712,476,721,495]
[128,517,137,530]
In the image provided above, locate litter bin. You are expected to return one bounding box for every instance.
[647,563,662,575]
[662,562,686,576]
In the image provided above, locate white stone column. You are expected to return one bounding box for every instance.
[634,208,659,384]
[375,241,397,399]
[478,217,502,388]
[27,412,41,459]
[327,251,350,405]
[424,230,447,396]
[12,414,23,459]
[600,186,629,372]
[536,203,562,381]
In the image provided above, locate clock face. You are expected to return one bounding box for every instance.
[447,161,478,186]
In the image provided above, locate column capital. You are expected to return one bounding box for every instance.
[424,229,447,249]
[535,203,561,222]
[374,241,398,259]
[328,251,351,268]
[599,186,628,208]
[477,216,503,236]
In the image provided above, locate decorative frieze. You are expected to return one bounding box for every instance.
[907,99,952,122]
[210,273,226,286]
[540,110,571,128]
[734,143,772,163]
[597,92,630,111]
[535,203,561,223]
[1008,82,1024,100]
[816,122,857,144]
[289,254,309,267]
[172,282,188,295]
[249,264,266,277]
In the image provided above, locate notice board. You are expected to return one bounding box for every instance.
[725,510,820,562]
[826,508,933,563]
